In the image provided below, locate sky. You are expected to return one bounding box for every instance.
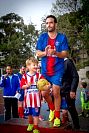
[0,0,56,30]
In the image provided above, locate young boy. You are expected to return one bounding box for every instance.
[17,66,26,118]
[80,81,89,117]
[20,57,50,133]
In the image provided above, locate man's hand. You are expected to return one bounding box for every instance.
[45,45,51,55]
[4,74,8,79]
[46,45,56,56]
[70,91,76,99]
[48,48,56,55]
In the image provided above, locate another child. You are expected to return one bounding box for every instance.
[61,94,69,124]
[80,81,89,117]
[20,57,49,133]
[17,66,26,118]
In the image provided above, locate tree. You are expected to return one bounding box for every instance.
[0,13,38,68]
[50,0,89,67]
[51,0,81,16]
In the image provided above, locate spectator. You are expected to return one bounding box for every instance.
[61,58,80,130]
[80,81,89,117]
[0,65,19,121]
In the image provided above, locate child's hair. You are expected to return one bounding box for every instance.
[81,81,87,88]
[26,57,38,66]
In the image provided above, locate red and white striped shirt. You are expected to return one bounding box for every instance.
[20,72,43,108]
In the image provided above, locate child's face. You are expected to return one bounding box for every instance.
[80,84,83,88]
[27,62,38,73]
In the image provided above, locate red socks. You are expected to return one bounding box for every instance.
[55,110,60,118]
[48,102,55,111]
[34,125,39,130]
[18,107,24,118]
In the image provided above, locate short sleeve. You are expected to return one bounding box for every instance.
[62,34,69,51]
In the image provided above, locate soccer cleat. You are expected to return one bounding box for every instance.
[33,129,40,133]
[53,118,61,127]
[27,124,34,131]
[49,110,55,121]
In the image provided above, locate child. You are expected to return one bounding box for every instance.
[17,66,26,118]
[61,94,69,124]
[20,57,50,133]
[80,81,89,117]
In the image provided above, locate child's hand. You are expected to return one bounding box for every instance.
[42,82,51,91]
[22,82,31,89]
[27,82,31,88]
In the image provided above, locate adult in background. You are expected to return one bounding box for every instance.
[0,65,19,121]
[36,15,69,127]
[61,58,80,130]
[17,66,26,118]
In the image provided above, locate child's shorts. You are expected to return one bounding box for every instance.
[61,97,68,110]
[24,107,40,116]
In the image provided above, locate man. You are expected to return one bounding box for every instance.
[17,66,26,118]
[61,58,80,130]
[0,65,19,121]
[36,15,69,127]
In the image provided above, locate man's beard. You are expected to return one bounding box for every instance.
[47,27,55,32]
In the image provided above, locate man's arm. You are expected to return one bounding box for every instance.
[36,49,69,59]
[36,45,51,58]
[55,51,69,58]
[36,50,46,58]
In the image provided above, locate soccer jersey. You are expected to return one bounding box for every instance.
[20,72,42,108]
[36,32,69,76]
[46,37,56,76]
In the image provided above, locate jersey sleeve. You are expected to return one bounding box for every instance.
[61,34,69,51]
[36,34,43,51]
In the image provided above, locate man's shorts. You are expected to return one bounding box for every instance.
[43,70,64,87]
[24,107,40,116]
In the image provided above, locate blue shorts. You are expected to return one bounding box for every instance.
[43,71,64,86]
[18,89,24,101]
[24,107,40,116]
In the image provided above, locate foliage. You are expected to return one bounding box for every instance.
[50,0,89,69]
[0,13,38,68]
[51,0,81,16]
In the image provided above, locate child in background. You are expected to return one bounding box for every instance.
[20,57,50,133]
[61,94,69,124]
[80,81,89,117]
[17,66,26,118]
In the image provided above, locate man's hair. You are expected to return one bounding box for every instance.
[19,65,25,69]
[6,65,13,69]
[26,57,38,66]
[46,15,57,23]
